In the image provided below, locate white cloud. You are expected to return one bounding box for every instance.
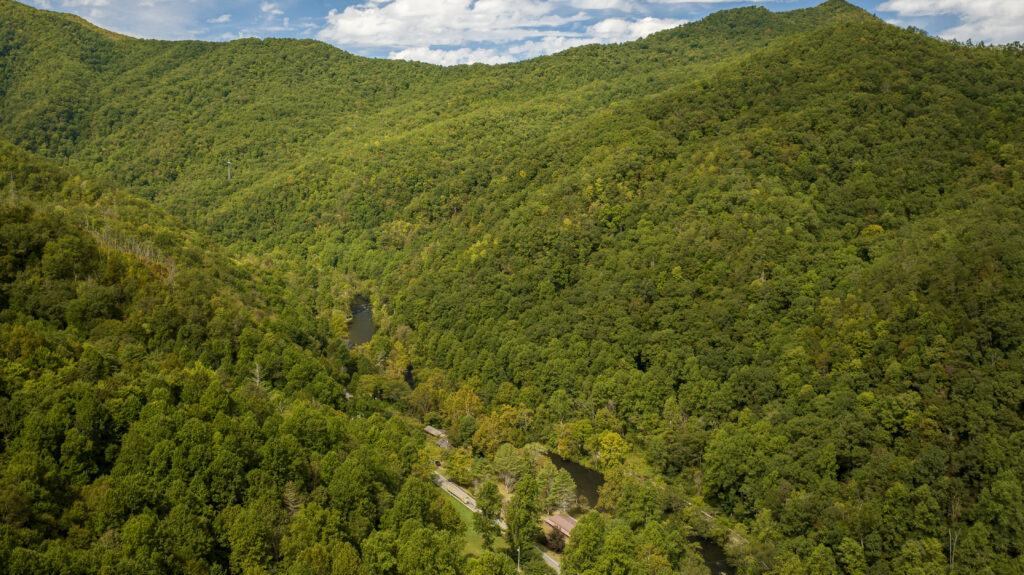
[389,46,512,65]
[318,0,582,49]
[376,12,685,65]
[878,0,1024,44]
[261,2,284,16]
[27,0,773,66]
[568,0,635,9]
[589,16,686,42]
[507,35,592,58]
[318,0,690,65]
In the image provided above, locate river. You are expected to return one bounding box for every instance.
[694,537,735,575]
[353,295,730,572]
[546,451,604,509]
[546,451,735,575]
[347,296,375,348]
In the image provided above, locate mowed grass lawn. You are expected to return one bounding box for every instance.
[439,487,509,558]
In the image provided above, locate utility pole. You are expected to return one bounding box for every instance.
[227,160,232,181]
[517,546,521,572]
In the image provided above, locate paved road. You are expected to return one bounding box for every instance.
[433,471,478,512]
[538,550,562,573]
[433,470,560,573]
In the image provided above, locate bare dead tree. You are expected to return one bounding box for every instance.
[250,362,266,391]
[283,481,304,516]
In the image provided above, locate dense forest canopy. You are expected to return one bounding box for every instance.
[1,0,1023,573]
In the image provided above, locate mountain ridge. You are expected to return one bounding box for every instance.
[0,0,895,241]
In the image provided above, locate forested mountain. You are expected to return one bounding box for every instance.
[2,0,1024,573]
[0,138,481,574]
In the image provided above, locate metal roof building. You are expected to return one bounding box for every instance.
[544,514,578,538]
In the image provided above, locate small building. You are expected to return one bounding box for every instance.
[424,425,447,439]
[436,438,452,450]
[544,514,578,539]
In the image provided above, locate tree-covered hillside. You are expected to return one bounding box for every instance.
[0,139,493,573]
[2,0,1024,572]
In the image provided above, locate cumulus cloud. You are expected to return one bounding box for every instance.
[318,0,690,65]
[568,0,635,9]
[28,0,834,66]
[878,0,1024,44]
[318,0,579,49]
[507,35,593,59]
[261,2,284,17]
[378,15,685,65]
[389,46,512,65]
[589,16,686,42]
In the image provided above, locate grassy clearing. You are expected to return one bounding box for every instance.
[439,486,509,558]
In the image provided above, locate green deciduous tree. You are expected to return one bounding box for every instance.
[562,511,605,575]
[474,481,502,550]
[505,474,541,571]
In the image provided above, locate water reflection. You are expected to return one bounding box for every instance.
[693,537,735,575]
[545,451,735,574]
[546,452,604,510]
[348,296,375,348]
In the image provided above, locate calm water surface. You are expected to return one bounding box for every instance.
[693,537,735,575]
[546,451,735,574]
[347,296,375,348]
[546,452,604,510]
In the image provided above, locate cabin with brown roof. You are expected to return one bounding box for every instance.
[544,514,578,538]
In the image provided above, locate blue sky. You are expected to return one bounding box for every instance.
[24,0,1024,65]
